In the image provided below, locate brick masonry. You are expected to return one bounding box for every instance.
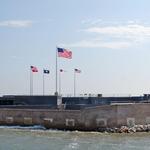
[0,103,150,130]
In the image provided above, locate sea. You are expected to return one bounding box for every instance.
[0,126,150,150]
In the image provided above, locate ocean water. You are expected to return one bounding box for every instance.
[0,126,150,150]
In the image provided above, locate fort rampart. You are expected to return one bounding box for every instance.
[0,103,150,130]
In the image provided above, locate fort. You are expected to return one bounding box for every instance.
[0,94,150,131]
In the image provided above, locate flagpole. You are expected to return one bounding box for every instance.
[30,67,33,95]
[55,47,58,96]
[74,70,76,97]
[32,70,34,95]
[59,70,61,96]
[43,69,45,95]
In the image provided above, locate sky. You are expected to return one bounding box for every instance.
[1,0,150,96]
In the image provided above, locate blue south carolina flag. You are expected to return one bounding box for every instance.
[43,69,50,74]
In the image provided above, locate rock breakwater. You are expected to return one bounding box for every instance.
[98,124,150,133]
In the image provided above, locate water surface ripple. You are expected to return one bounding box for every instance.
[0,126,150,150]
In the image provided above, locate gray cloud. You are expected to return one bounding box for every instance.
[0,20,33,28]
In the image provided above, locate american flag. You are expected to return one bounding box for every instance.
[57,47,72,59]
[31,66,38,72]
[74,68,81,73]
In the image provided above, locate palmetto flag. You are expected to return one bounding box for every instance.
[43,69,50,74]
[57,47,72,59]
[60,69,64,72]
[31,66,38,72]
[74,68,81,73]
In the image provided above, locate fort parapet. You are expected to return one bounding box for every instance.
[0,103,150,130]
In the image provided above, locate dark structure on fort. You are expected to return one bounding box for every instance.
[0,94,150,109]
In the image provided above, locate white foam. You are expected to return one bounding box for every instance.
[0,125,46,130]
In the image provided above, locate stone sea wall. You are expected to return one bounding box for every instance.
[0,103,150,131]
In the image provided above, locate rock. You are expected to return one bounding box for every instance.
[109,128,116,133]
[97,127,119,133]
[119,126,129,133]
[135,125,144,132]
[129,127,136,133]
[97,127,107,132]
[98,124,150,133]
[114,127,119,133]
[146,124,150,132]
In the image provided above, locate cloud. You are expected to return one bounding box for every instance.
[85,24,150,38]
[62,39,131,49]
[65,23,150,49]
[81,19,141,26]
[0,20,33,28]
[81,18,103,25]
